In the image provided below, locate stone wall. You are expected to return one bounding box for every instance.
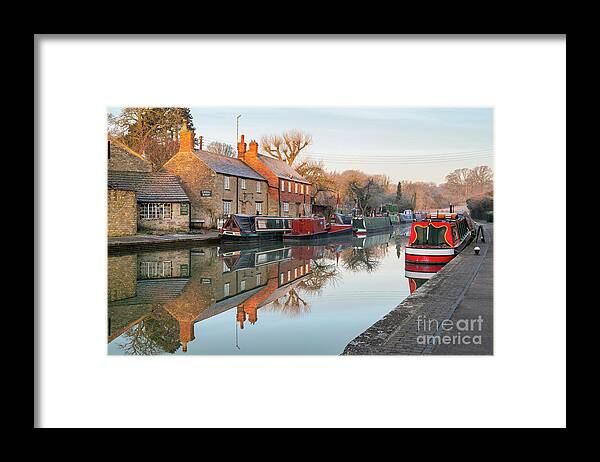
[108,189,137,237]
[107,254,137,302]
[137,202,190,233]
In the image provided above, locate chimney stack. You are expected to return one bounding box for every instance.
[178,120,195,153]
[248,140,259,158]
[237,134,247,159]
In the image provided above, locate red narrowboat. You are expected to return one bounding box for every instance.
[404,212,475,280]
[283,216,354,241]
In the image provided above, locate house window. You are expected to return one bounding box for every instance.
[224,175,230,190]
[300,184,304,194]
[281,180,285,191]
[280,273,284,284]
[240,280,246,291]
[224,282,230,297]
[283,202,289,215]
[240,178,246,190]
[256,182,261,193]
[295,183,298,193]
[288,181,291,192]
[180,203,189,215]
[256,274,261,285]
[180,264,189,277]
[223,200,232,215]
[139,203,172,220]
[255,202,263,215]
[140,261,172,278]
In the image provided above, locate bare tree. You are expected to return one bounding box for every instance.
[206,141,235,157]
[260,130,312,165]
[347,178,383,216]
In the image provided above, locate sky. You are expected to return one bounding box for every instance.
[108,107,493,184]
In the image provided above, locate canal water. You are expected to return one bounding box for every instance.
[108,224,414,355]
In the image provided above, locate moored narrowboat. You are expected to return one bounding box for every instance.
[351,215,393,235]
[283,216,354,241]
[404,212,475,280]
[284,216,329,240]
[219,214,292,243]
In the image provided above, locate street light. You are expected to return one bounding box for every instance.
[236,114,241,144]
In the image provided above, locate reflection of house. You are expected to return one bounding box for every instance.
[107,249,192,344]
[161,122,269,229]
[108,170,191,234]
[108,244,315,353]
[237,135,312,217]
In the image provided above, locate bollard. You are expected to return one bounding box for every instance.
[474,246,481,255]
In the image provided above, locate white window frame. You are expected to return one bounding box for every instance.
[223,200,232,215]
[224,282,230,297]
[240,280,246,291]
[256,182,261,193]
[300,184,304,194]
[139,203,172,220]
[281,180,285,191]
[288,181,291,192]
[224,175,230,190]
[255,201,263,215]
[283,202,289,215]
[240,178,246,190]
[295,183,298,193]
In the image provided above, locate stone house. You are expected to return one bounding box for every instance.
[161,122,270,229]
[107,140,190,236]
[236,135,312,217]
[108,170,190,235]
[108,140,153,173]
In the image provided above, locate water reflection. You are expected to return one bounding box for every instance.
[108,225,416,355]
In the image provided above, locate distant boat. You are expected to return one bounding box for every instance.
[352,215,393,235]
[400,210,415,222]
[404,212,475,280]
[219,214,292,243]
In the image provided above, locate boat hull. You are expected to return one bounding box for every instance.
[220,231,285,243]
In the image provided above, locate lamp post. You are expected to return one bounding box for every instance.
[236,114,241,144]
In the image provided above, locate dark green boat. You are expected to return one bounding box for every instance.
[351,216,393,234]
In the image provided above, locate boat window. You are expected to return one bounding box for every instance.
[428,225,449,246]
[412,224,450,246]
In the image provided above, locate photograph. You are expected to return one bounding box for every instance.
[35,35,565,429]
[106,107,494,355]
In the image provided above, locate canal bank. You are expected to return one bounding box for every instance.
[108,231,219,252]
[342,222,493,355]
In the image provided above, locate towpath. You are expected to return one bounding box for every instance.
[342,222,493,355]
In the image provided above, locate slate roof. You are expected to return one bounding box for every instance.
[108,171,190,202]
[257,154,310,184]
[195,150,266,181]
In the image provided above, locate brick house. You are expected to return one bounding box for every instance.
[108,170,190,234]
[161,122,270,229]
[236,135,312,217]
